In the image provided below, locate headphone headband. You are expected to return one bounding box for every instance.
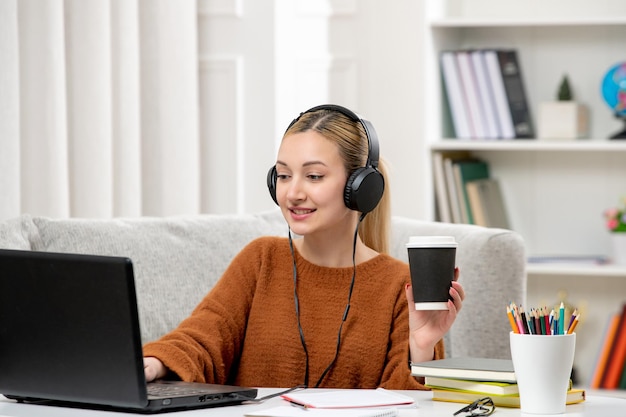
[285,104,379,169]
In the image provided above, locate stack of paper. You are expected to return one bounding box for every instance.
[245,388,414,417]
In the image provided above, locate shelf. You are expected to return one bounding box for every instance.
[527,263,626,277]
[430,140,626,152]
[423,0,626,393]
[429,17,626,28]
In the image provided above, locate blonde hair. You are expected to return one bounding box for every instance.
[284,108,391,254]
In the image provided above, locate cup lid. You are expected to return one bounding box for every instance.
[406,236,457,248]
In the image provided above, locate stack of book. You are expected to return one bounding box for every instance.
[411,357,586,408]
[440,48,534,140]
[432,152,510,227]
[590,303,626,390]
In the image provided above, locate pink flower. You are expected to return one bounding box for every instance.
[604,200,626,232]
[605,208,619,218]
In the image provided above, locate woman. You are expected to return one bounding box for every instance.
[143,104,464,389]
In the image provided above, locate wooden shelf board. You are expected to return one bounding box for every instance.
[527,263,626,277]
[429,17,626,28]
[430,140,626,152]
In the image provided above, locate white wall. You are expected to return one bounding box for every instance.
[249,0,428,219]
[356,0,427,219]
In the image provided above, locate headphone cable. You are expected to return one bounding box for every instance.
[289,214,364,388]
[289,230,311,387]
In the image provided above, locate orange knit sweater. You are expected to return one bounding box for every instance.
[143,236,444,389]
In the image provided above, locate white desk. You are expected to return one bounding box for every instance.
[1,389,625,417]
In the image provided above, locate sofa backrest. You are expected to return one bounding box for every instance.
[0,210,525,360]
[22,211,288,344]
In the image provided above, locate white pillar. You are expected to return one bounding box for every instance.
[18,0,70,218]
[139,0,200,216]
[65,0,114,217]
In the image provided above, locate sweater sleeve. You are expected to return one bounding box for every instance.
[377,279,445,390]
[142,239,265,383]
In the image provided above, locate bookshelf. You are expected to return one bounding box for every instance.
[422,0,626,387]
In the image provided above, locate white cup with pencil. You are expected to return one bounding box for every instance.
[507,302,578,414]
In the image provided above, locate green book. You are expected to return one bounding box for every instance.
[452,159,490,224]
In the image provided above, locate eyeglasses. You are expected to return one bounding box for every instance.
[453,397,495,416]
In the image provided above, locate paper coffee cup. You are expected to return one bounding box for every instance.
[406,236,457,310]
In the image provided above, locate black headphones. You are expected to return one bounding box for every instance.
[266,104,384,214]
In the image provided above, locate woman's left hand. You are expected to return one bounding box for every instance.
[405,267,465,363]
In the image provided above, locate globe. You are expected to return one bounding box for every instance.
[601,61,626,139]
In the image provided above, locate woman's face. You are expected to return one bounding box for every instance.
[274,130,354,237]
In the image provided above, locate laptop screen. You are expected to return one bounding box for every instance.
[0,249,148,408]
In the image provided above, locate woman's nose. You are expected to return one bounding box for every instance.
[285,177,305,202]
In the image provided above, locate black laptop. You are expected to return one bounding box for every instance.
[0,249,257,413]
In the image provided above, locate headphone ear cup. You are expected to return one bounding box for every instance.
[267,166,278,205]
[344,167,385,214]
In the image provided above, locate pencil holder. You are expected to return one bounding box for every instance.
[509,332,576,414]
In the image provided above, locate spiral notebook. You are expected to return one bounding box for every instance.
[281,388,414,408]
[245,406,398,417]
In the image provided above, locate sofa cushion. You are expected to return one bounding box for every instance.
[29,210,287,343]
[0,215,34,250]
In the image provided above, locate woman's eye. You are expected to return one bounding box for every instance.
[308,174,323,181]
[276,174,290,180]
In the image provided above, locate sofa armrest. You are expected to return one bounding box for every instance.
[391,217,527,359]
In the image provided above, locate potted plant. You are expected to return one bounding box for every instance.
[603,197,626,265]
[537,74,589,140]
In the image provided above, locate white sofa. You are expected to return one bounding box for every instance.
[0,209,526,359]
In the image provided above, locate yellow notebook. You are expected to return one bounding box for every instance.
[431,387,585,408]
[425,376,518,395]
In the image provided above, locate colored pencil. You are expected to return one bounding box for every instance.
[567,314,579,334]
[507,305,519,333]
[559,302,565,335]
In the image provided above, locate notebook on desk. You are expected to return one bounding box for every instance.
[0,249,257,413]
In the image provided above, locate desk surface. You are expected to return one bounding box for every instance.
[1,389,625,417]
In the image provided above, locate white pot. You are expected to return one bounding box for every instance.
[537,101,589,140]
[611,233,626,265]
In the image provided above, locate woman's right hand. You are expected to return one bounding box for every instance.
[143,357,167,382]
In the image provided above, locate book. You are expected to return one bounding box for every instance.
[432,151,470,223]
[465,178,510,229]
[411,357,516,383]
[431,387,586,408]
[444,156,463,223]
[456,50,486,138]
[432,152,451,223]
[245,406,399,417]
[425,376,518,396]
[281,388,414,409]
[486,49,534,139]
[483,49,515,139]
[601,303,626,389]
[440,51,471,139]
[452,159,490,224]
[590,313,621,388]
[470,50,501,139]
[620,354,626,389]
